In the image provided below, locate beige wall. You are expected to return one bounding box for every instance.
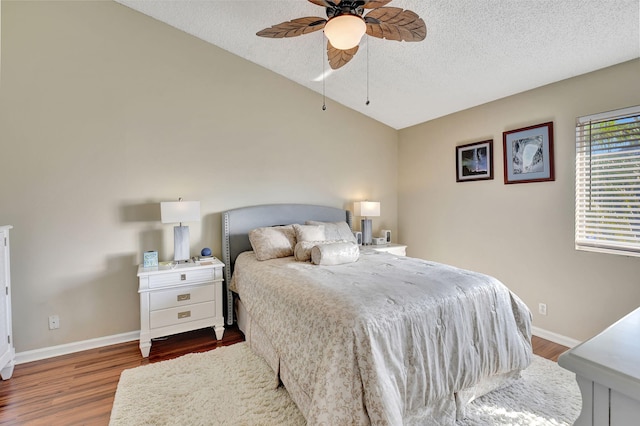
[398,59,640,342]
[0,1,398,352]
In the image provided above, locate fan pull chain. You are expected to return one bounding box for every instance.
[322,36,327,111]
[366,37,370,106]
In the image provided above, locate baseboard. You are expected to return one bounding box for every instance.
[15,331,140,365]
[14,326,577,365]
[532,326,581,349]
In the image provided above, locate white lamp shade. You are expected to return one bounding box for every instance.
[324,14,366,50]
[160,201,201,224]
[354,201,380,217]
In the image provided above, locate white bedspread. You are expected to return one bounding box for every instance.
[230,251,532,425]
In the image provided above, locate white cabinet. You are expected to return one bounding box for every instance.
[559,307,640,425]
[0,225,15,380]
[137,259,225,357]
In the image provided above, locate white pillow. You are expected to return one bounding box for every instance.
[305,221,356,243]
[311,241,360,265]
[292,224,325,242]
[248,225,296,261]
[294,239,346,262]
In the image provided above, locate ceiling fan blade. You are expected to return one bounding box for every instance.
[362,0,392,8]
[257,17,327,38]
[327,42,359,70]
[364,7,426,41]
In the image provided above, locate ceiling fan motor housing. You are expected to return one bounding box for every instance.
[325,1,365,19]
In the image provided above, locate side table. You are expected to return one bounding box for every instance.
[360,243,407,256]
[137,258,225,357]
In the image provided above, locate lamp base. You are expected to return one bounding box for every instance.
[173,225,190,261]
[361,218,372,245]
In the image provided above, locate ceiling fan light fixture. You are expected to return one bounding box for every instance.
[324,14,366,50]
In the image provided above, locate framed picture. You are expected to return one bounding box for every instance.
[456,139,493,182]
[503,122,555,184]
[143,251,158,267]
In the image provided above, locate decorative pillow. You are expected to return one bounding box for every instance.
[292,224,326,242]
[248,225,296,261]
[311,241,360,265]
[294,239,346,262]
[305,221,356,243]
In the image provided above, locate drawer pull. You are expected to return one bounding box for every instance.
[180,274,187,281]
[178,311,191,319]
[177,293,191,302]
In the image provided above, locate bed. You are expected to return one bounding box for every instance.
[222,203,532,425]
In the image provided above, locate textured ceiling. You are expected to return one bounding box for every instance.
[115,0,640,130]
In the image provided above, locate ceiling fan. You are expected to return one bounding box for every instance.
[257,0,426,70]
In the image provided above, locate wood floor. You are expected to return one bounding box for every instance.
[0,327,569,425]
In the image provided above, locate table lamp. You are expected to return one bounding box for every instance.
[354,201,380,245]
[160,198,200,261]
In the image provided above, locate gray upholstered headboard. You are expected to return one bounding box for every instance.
[221,203,352,325]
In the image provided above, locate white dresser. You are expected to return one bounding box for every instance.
[137,259,225,357]
[0,225,15,380]
[558,307,640,425]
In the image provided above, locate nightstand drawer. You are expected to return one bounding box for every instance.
[150,301,216,329]
[149,285,215,311]
[148,268,219,289]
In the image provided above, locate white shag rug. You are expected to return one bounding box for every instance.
[110,343,581,426]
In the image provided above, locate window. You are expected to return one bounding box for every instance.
[575,105,640,257]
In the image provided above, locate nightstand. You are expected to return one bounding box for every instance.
[360,243,407,256]
[137,258,225,357]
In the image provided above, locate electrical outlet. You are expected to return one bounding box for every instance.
[538,303,547,316]
[48,315,60,330]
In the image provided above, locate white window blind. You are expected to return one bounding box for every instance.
[575,105,640,257]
